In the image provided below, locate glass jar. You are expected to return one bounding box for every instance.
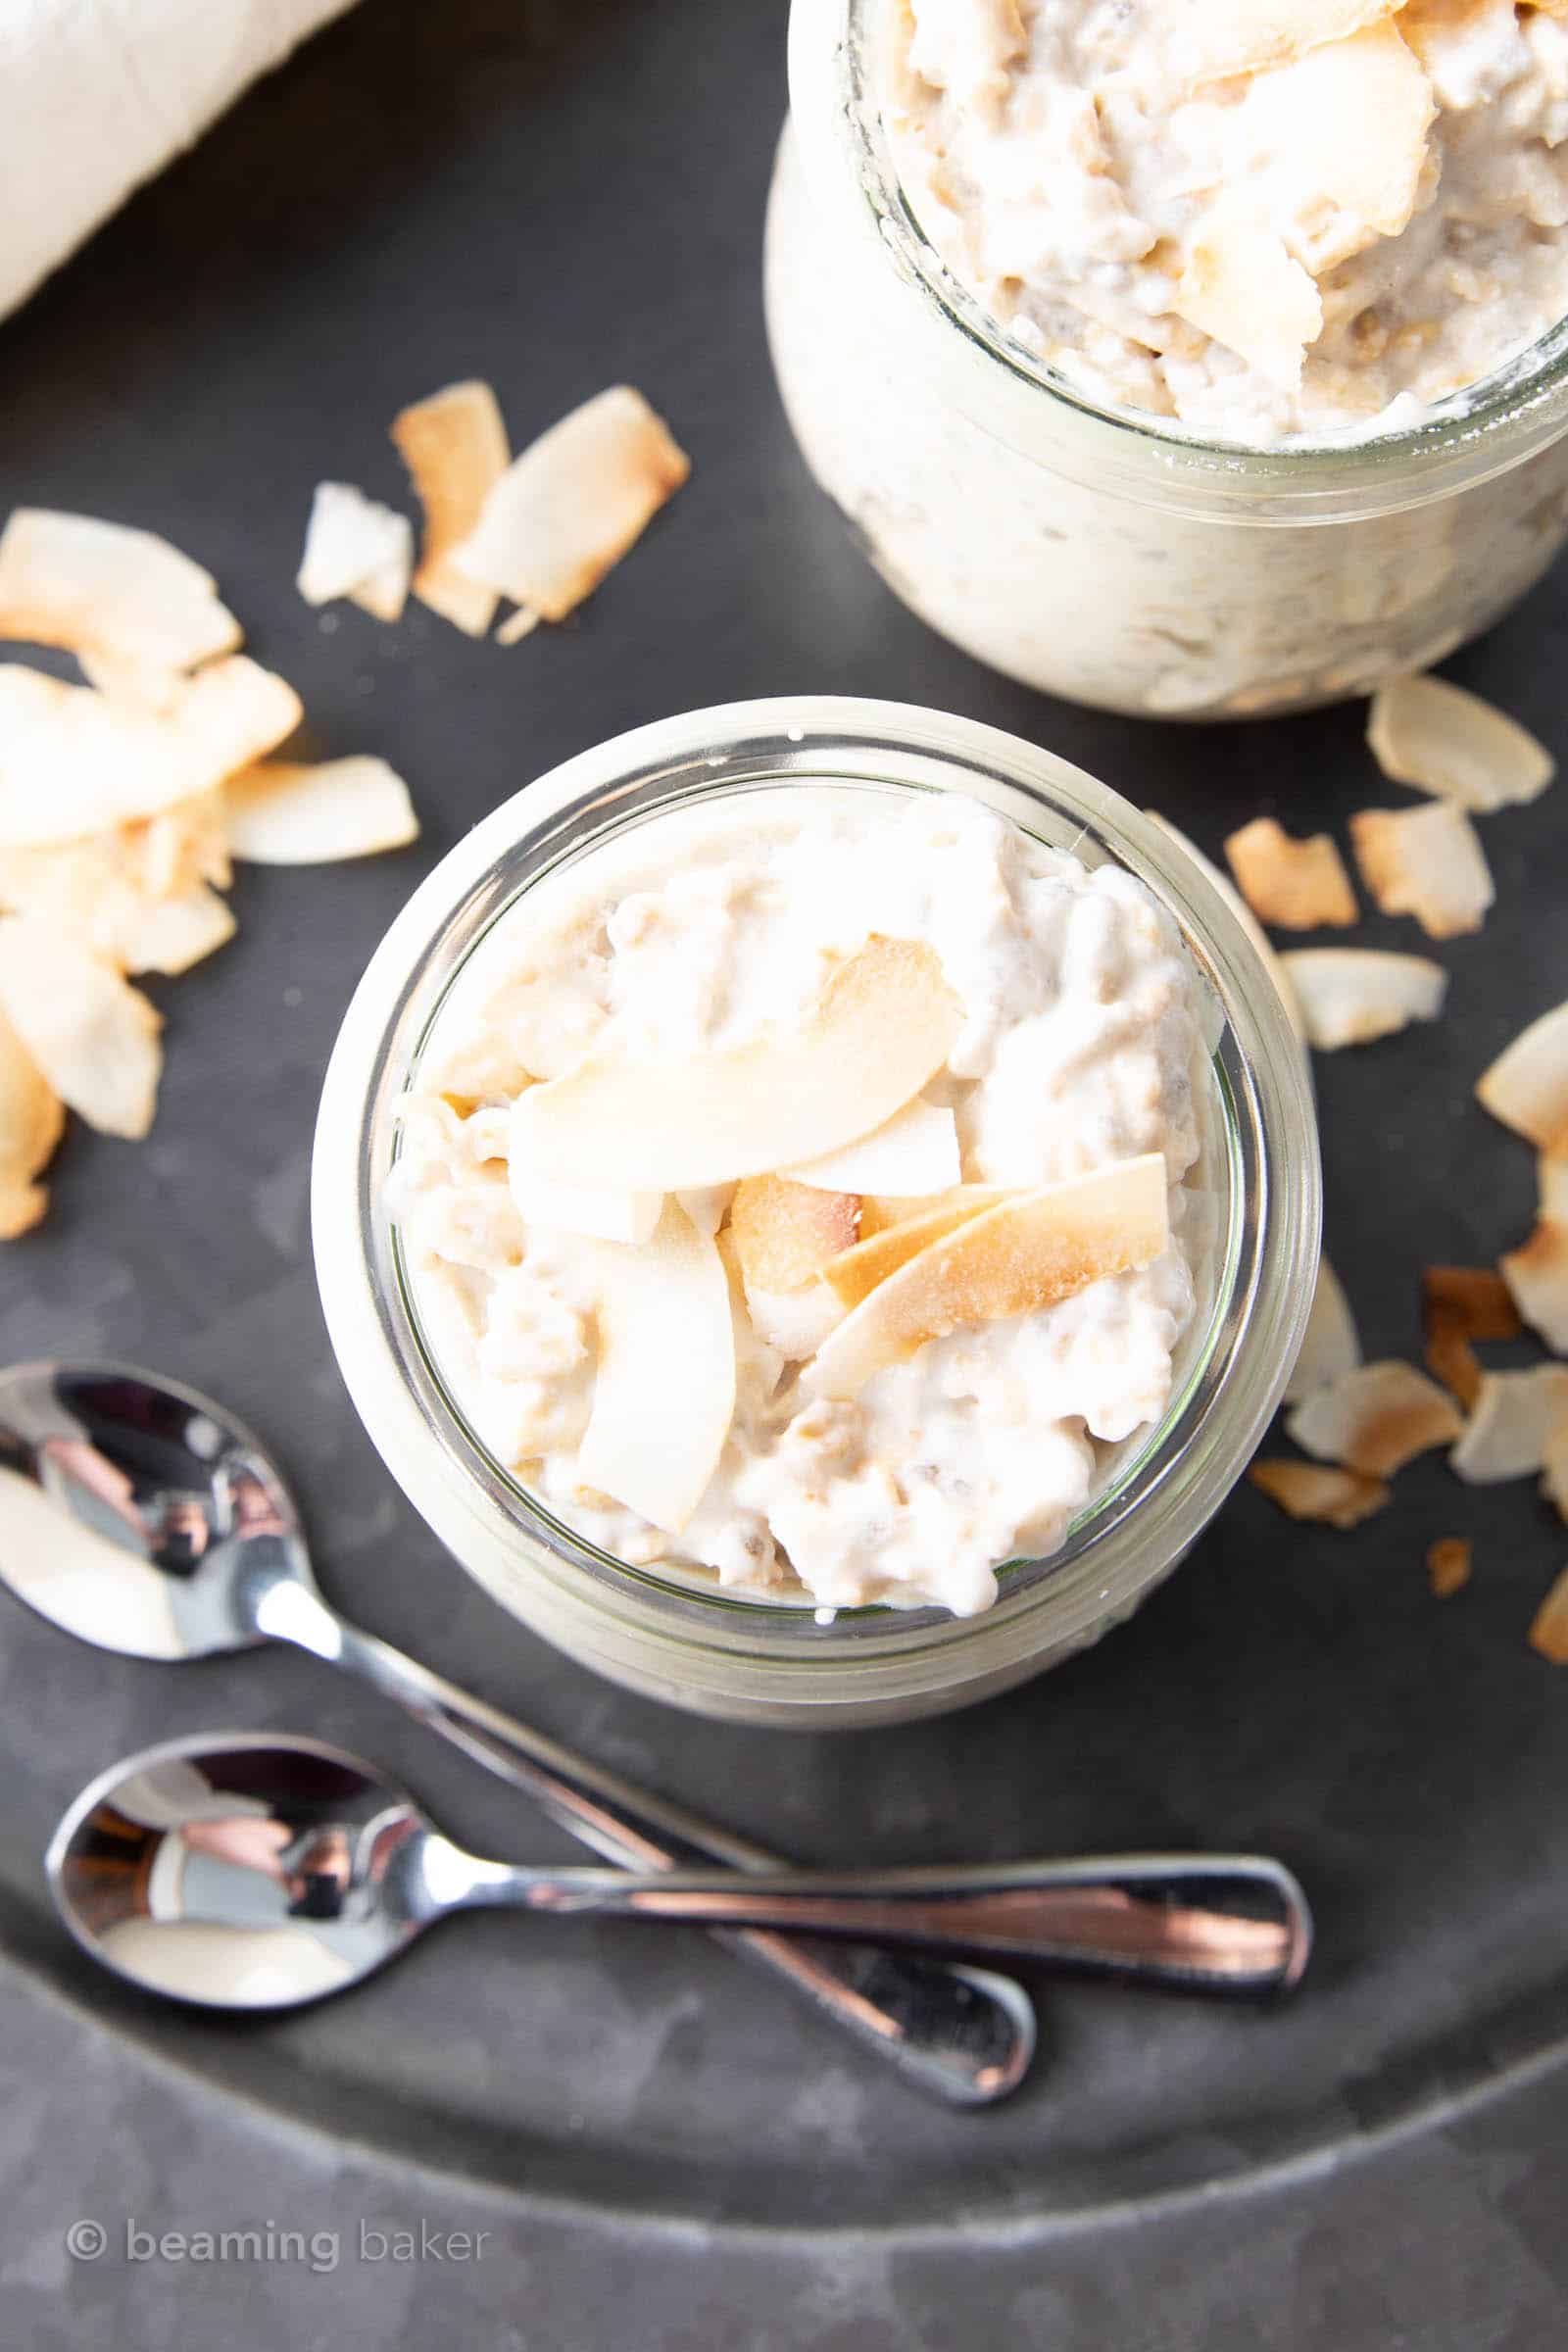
[312,698,1318,1728]
[764,0,1568,719]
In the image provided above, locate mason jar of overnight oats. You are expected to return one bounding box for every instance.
[764,0,1568,718]
[313,699,1318,1728]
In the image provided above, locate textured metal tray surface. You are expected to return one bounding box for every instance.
[0,1,1565,2342]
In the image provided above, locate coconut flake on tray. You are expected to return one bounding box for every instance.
[1348,802,1494,939]
[1223,817,1357,931]
[1278,948,1447,1050]
[296,482,414,623]
[1248,1457,1391,1528]
[391,380,511,638]
[1367,674,1555,810]
[1285,1359,1464,1479]
[1477,1000,1568,1154]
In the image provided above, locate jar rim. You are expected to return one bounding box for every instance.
[312,698,1320,1697]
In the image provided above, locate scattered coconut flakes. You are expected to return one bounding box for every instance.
[729,1175,859,1296]
[223,757,417,864]
[575,1199,735,1535]
[1175,204,1323,386]
[296,482,413,622]
[1223,816,1357,932]
[1451,1365,1568,1484]
[807,1154,1169,1401]
[452,386,690,622]
[0,915,161,1138]
[0,658,301,850]
[1426,1536,1472,1597]
[0,508,241,681]
[1349,803,1494,940]
[1286,1358,1463,1477]
[1235,24,1434,276]
[1499,1218,1568,1354]
[0,1004,64,1240]
[1366,673,1554,810]
[1172,0,1403,89]
[858,1183,1010,1241]
[513,935,960,1193]
[0,825,235,977]
[1529,1564,1568,1664]
[1476,1000,1568,1153]
[390,380,510,638]
[1144,809,1309,1051]
[1423,1262,1522,1409]
[823,1189,1019,1311]
[1279,948,1447,1050]
[1248,1457,1391,1528]
[785,1099,959,1197]
[495,605,541,647]
[1283,1254,1362,1405]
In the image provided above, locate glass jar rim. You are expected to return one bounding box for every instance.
[313,698,1319,1688]
[787,0,1568,522]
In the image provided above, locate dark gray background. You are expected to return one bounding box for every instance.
[1,2,1566,2344]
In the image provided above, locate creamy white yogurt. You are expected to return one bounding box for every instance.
[388,789,1208,1619]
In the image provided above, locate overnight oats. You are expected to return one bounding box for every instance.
[314,701,1317,1724]
[765,1,1568,714]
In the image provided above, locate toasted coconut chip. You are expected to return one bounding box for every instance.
[1236,24,1433,275]
[1427,1536,1472,1597]
[0,916,160,1138]
[510,1170,662,1247]
[1280,948,1447,1050]
[223,757,417,864]
[296,483,413,620]
[0,831,234,976]
[786,1099,959,1197]
[1349,803,1494,939]
[1144,810,1309,1050]
[1176,204,1322,385]
[729,1175,859,1297]
[1544,1415,1568,1524]
[0,508,241,678]
[1529,1565,1568,1665]
[1451,1366,1568,1484]
[1283,1254,1361,1405]
[390,380,510,638]
[575,1199,735,1535]
[76,651,186,710]
[823,1189,1018,1311]
[1425,1320,1483,1410]
[1476,1000,1568,1152]
[495,604,541,646]
[1247,1458,1391,1529]
[1223,817,1357,932]
[807,1154,1169,1401]
[1286,1358,1463,1477]
[1500,1220,1568,1354]
[1423,1263,1522,1408]
[858,1183,1009,1241]
[1172,0,1403,88]
[139,791,232,897]
[0,658,300,850]
[453,386,691,622]
[1366,673,1554,810]
[514,936,960,1193]
[1542,1152,1568,1223]
[0,1004,64,1239]
[115,885,234,977]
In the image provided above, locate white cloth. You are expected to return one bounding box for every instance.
[0,0,357,321]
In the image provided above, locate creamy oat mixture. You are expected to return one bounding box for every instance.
[883,0,1568,443]
[389,792,1209,1618]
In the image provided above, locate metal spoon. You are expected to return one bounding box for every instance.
[0,1359,1034,2104]
[49,1734,1312,2016]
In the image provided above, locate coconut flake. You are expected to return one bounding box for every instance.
[1286,1358,1463,1476]
[1349,803,1494,939]
[857,1183,1011,1240]
[1423,1262,1522,1408]
[1476,1000,1568,1152]
[1500,1217,1568,1354]
[0,827,234,975]
[0,1004,63,1239]
[1176,204,1323,385]
[1283,1254,1361,1404]
[729,1175,859,1297]
[822,1188,1017,1310]
[0,508,241,682]
[1247,1457,1391,1528]
[390,380,510,637]
[1234,23,1434,275]
[296,483,413,621]
[1223,817,1357,931]
[1280,948,1447,1049]
[224,757,417,864]
[1172,0,1404,89]
[1427,1537,1472,1597]
[785,1099,960,1196]
[510,1172,662,1247]
[1451,1365,1568,1484]
[0,915,161,1138]
[1367,673,1554,810]
[1529,1565,1568,1664]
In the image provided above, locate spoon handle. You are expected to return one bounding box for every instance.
[480,1854,1312,1994]
[262,1583,1034,2105]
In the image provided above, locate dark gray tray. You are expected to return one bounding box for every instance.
[1,3,1566,2344]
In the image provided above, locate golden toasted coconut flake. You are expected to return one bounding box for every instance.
[785,1099,959,1197]
[575,1199,735,1535]
[453,386,690,622]
[1235,24,1434,275]
[1223,817,1357,931]
[1248,1457,1391,1528]
[390,380,510,638]
[1528,1564,1568,1663]
[1366,673,1554,809]
[223,758,418,864]
[1349,803,1494,939]
[1172,0,1404,88]
[0,508,241,680]
[1500,1218,1568,1354]
[0,1004,64,1240]
[1176,205,1322,385]
[0,916,161,1138]
[296,482,413,621]
[1145,809,1308,1051]
[1280,948,1447,1050]
[1544,1415,1568,1524]
[513,936,960,1193]
[858,1183,1010,1241]
[1286,1358,1464,1477]
[1476,1000,1568,1153]
[0,658,300,850]
[822,1188,1016,1310]
[1542,1153,1568,1223]
[1283,1254,1361,1405]
[1451,1365,1568,1484]
[807,1153,1169,1401]
[1422,1263,1522,1408]
[730,1175,859,1297]
[1426,1537,1472,1598]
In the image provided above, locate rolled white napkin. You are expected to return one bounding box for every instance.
[0,0,358,322]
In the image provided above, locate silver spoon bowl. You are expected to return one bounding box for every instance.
[49,1733,1312,2012]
